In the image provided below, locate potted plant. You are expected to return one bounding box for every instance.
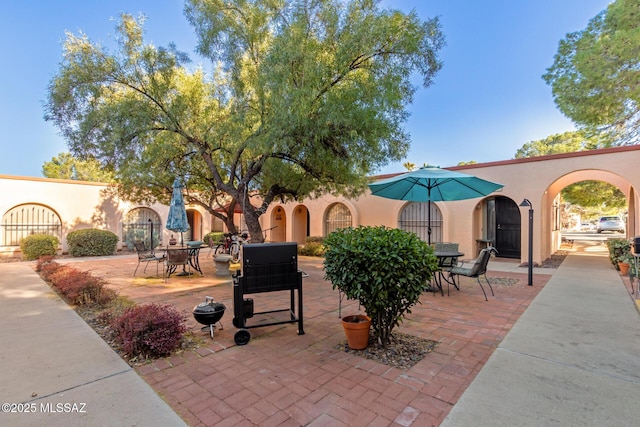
[606,238,631,270]
[323,226,438,348]
[618,253,633,275]
[340,314,371,350]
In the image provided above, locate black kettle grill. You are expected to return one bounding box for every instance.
[193,296,225,339]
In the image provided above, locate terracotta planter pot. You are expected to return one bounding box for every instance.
[618,262,630,275]
[341,314,371,350]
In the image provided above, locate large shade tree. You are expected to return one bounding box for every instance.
[42,152,115,182]
[543,0,640,144]
[44,0,444,240]
[513,131,625,215]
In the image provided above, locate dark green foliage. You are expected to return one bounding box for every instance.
[543,0,640,144]
[606,238,631,267]
[323,226,438,346]
[45,2,444,243]
[20,234,59,260]
[67,229,119,257]
[111,303,187,358]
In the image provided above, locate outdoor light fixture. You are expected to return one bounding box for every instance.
[148,218,154,250]
[519,199,533,286]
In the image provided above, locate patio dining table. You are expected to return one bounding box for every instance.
[431,250,464,296]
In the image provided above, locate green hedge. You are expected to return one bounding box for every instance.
[20,234,60,260]
[67,229,118,257]
[203,231,225,245]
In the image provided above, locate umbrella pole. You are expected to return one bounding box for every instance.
[428,189,432,245]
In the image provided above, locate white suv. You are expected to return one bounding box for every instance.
[596,216,625,234]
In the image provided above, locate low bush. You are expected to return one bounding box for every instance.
[67,229,118,257]
[20,234,59,260]
[203,231,225,245]
[35,256,56,272]
[323,226,438,346]
[605,238,631,266]
[38,260,65,281]
[111,303,187,358]
[47,265,116,306]
[298,237,326,257]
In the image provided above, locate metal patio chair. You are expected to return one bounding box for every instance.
[448,247,498,301]
[165,248,191,281]
[133,241,165,277]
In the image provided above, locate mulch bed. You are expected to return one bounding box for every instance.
[336,331,438,370]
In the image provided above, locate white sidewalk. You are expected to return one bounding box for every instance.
[0,262,186,427]
[442,242,640,426]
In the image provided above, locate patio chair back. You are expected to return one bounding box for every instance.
[434,242,459,269]
[133,241,164,277]
[167,248,189,265]
[164,248,191,281]
[449,247,497,301]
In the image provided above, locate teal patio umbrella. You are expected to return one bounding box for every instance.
[166,178,190,246]
[368,166,504,244]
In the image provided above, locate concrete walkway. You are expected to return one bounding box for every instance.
[0,262,186,427]
[442,241,640,426]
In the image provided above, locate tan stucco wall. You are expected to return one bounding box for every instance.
[2,146,639,263]
[265,146,640,265]
[0,175,211,256]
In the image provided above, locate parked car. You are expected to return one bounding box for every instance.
[596,216,625,233]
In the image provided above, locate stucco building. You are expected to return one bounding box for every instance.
[2,145,638,265]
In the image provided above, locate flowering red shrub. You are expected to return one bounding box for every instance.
[35,256,56,272]
[111,303,187,358]
[47,265,116,306]
[38,260,63,281]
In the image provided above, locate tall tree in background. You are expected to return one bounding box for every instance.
[513,130,607,159]
[44,0,444,240]
[543,0,640,144]
[42,152,115,182]
[514,131,625,215]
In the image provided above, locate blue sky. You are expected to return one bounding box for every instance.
[0,0,612,178]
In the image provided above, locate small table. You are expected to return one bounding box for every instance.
[432,251,464,296]
[476,239,493,256]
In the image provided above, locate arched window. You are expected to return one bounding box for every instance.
[399,202,443,243]
[2,204,61,246]
[324,203,352,235]
[122,208,161,249]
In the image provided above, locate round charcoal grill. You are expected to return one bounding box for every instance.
[193,296,225,338]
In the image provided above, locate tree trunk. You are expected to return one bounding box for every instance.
[243,207,265,243]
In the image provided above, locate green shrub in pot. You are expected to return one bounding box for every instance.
[323,226,438,346]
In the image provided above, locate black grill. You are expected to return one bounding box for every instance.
[232,242,304,345]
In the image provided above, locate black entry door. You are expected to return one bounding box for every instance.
[495,197,521,258]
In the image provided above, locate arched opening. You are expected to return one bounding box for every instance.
[186,209,202,241]
[485,196,521,258]
[324,203,352,235]
[292,205,309,244]
[122,207,162,249]
[270,206,287,242]
[1,203,62,246]
[545,170,635,259]
[398,202,443,243]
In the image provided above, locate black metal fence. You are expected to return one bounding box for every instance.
[122,207,162,249]
[1,204,61,246]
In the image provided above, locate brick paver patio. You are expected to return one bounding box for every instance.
[59,252,548,426]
